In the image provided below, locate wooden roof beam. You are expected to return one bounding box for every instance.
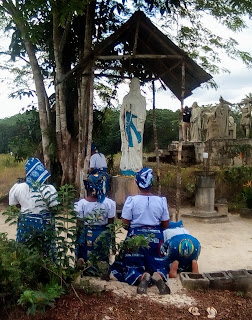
[95,54,183,60]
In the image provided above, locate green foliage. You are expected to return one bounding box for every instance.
[0,109,41,159]
[0,116,19,154]
[0,233,44,305]
[221,166,252,185]
[92,108,121,156]
[0,155,18,168]
[144,109,179,152]
[159,165,196,202]
[241,180,252,202]
[78,279,103,295]
[214,166,252,208]
[2,183,79,314]
[160,1,252,79]
[9,109,42,161]
[2,205,20,225]
[92,108,180,158]
[18,283,64,315]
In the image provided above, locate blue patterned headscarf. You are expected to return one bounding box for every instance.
[135,168,153,189]
[84,172,108,203]
[25,158,50,187]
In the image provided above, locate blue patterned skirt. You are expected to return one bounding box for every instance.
[17,212,55,258]
[110,226,167,285]
[76,225,110,263]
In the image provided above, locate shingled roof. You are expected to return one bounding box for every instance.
[64,10,212,100]
[93,10,212,100]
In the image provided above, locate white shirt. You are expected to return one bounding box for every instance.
[9,182,58,214]
[74,197,116,225]
[163,227,190,242]
[121,195,169,228]
[90,152,107,169]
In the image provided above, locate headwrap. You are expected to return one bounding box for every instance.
[84,172,108,203]
[135,168,153,189]
[91,143,97,152]
[25,158,50,187]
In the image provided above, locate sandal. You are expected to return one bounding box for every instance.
[188,306,200,316]
[137,272,151,294]
[207,307,217,319]
[152,272,171,295]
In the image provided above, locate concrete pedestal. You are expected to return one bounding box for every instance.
[111,176,138,216]
[182,171,229,223]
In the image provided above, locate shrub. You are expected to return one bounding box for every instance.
[2,184,79,315]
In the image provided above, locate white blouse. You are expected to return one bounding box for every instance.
[121,195,169,228]
[9,182,58,214]
[74,197,116,225]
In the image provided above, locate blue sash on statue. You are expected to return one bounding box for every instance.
[125,111,142,147]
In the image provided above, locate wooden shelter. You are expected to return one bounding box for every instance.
[64,10,212,100]
[68,10,213,213]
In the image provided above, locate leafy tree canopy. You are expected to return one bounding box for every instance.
[1,0,252,101]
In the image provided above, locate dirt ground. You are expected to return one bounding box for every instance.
[1,204,252,320]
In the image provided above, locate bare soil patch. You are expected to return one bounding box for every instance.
[2,288,252,320]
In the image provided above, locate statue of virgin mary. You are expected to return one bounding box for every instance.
[119,77,146,175]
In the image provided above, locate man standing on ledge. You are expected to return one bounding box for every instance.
[182,106,191,141]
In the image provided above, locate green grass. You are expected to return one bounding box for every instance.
[0,154,25,198]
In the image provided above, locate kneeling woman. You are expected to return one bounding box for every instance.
[111,168,170,294]
[74,173,116,276]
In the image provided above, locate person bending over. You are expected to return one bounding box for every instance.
[161,221,201,278]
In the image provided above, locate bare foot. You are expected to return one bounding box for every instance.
[169,260,179,278]
[192,260,199,273]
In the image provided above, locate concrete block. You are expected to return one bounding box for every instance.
[215,203,229,215]
[179,272,210,291]
[204,271,233,290]
[226,269,252,293]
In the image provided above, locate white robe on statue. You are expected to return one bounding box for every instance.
[119,78,146,175]
[190,102,202,142]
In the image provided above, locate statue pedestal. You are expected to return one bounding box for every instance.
[111,176,138,217]
[182,171,229,223]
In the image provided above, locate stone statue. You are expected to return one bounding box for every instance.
[201,106,217,141]
[228,115,236,139]
[215,96,230,138]
[119,77,146,175]
[190,102,202,141]
[239,98,251,138]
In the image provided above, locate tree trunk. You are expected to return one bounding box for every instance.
[2,0,51,169]
[52,5,75,184]
[76,1,96,196]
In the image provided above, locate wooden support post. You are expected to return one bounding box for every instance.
[152,80,161,195]
[175,60,185,222]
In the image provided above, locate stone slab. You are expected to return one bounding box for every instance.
[182,211,229,223]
